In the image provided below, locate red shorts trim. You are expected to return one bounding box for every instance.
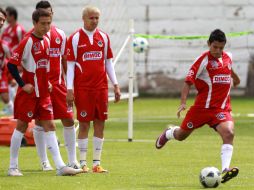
[50,83,73,119]
[14,91,54,122]
[75,89,108,122]
[180,106,233,130]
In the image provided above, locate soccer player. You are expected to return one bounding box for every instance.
[155,29,239,184]
[66,5,121,173]
[1,6,25,115]
[2,6,26,51]
[7,9,82,176]
[32,0,79,172]
[0,8,13,115]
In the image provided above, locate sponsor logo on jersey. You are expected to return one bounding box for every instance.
[98,41,103,47]
[187,122,193,129]
[216,112,226,120]
[37,59,48,68]
[80,111,87,117]
[213,75,231,84]
[82,51,102,61]
[55,37,61,44]
[27,111,33,118]
[49,48,60,57]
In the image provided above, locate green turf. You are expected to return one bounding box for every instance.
[0,98,253,190]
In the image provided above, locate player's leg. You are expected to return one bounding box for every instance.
[41,119,82,175]
[92,119,107,173]
[61,118,78,167]
[77,121,90,172]
[8,119,28,176]
[216,120,238,183]
[33,119,53,171]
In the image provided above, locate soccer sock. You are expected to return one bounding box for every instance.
[78,138,88,166]
[221,144,233,172]
[63,125,77,164]
[93,137,104,166]
[45,131,65,169]
[33,125,49,163]
[9,129,24,169]
[165,126,179,140]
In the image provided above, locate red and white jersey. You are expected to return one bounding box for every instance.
[67,28,113,90]
[9,33,50,98]
[26,26,67,85]
[1,23,26,51]
[0,39,11,69]
[45,26,67,85]
[185,51,233,110]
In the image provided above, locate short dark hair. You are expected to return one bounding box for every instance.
[208,29,227,43]
[0,7,7,18]
[36,1,52,10]
[32,8,51,23]
[6,6,17,20]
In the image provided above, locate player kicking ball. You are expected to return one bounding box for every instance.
[155,29,240,184]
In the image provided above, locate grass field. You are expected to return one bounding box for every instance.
[0,97,253,190]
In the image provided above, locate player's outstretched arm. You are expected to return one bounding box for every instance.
[177,82,191,118]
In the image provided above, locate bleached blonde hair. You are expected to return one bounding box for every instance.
[82,5,100,18]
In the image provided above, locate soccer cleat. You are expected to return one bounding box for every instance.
[7,168,23,176]
[92,165,108,173]
[81,165,90,173]
[221,167,239,183]
[56,166,83,176]
[41,161,54,171]
[155,127,170,149]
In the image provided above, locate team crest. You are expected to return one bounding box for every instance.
[80,111,87,117]
[97,41,103,47]
[27,111,33,118]
[211,60,218,69]
[33,42,40,51]
[216,112,226,120]
[187,122,193,129]
[55,37,61,44]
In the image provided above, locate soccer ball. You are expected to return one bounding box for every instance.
[133,37,149,53]
[199,167,222,188]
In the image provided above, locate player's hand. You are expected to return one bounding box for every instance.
[22,84,34,94]
[177,103,186,118]
[114,85,121,103]
[66,89,74,107]
[48,82,53,93]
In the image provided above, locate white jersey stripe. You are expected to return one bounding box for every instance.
[98,31,108,61]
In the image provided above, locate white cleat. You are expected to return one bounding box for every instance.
[56,166,83,176]
[41,161,54,171]
[7,168,23,176]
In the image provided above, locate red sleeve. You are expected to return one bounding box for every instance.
[9,37,29,66]
[106,34,113,59]
[66,33,76,62]
[185,54,206,85]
